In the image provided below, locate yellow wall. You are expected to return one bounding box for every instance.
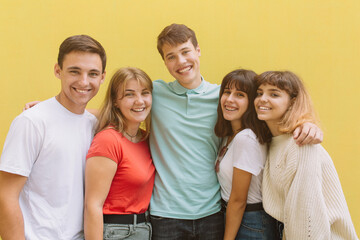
[0,0,359,233]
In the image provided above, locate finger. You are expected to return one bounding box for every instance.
[23,104,30,111]
[293,126,301,140]
[301,127,317,145]
[295,126,310,146]
[312,130,323,144]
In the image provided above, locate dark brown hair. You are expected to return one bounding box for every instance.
[214,69,272,144]
[57,35,106,73]
[157,24,198,59]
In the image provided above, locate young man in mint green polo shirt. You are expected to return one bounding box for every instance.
[149,23,323,240]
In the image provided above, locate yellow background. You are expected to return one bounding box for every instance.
[0,0,359,234]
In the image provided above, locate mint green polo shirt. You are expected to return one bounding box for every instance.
[149,79,221,219]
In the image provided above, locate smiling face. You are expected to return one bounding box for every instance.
[221,85,249,131]
[55,51,105,114]
[116,79,152,130]
[254,83,292,136]
[162,39,201,89]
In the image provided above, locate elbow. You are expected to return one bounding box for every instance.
[228,198,247,211]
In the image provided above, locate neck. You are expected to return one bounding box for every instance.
[56,94,85,115]
[231,120,242,134]
[123,123,141,142]
[124,124,140,136]
[266,121,281,137]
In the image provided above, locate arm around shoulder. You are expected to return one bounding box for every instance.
[293,122,323,146]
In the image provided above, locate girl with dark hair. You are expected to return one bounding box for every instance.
[214,69,277,240]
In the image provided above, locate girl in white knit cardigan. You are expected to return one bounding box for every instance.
[254,71,358,240]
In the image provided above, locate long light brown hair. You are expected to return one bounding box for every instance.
[255,71,318,134]
[95,67,153,140]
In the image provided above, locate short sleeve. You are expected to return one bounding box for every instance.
[86,129,122,164]
[230,129,266,176]
[0,115,43,176]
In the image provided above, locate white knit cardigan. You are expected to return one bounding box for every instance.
[262,134,358,240]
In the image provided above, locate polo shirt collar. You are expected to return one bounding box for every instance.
[171,77,207,94]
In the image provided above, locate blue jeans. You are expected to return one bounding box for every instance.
[234,210,278,240]
[103,222,152,239]
[150,211,224,240]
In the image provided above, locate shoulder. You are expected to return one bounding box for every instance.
[83,110,97,123]
[202,80,220,94]
[203,80,220,89]
[92,128,122,145]
[233,129,259,146]
[153,79,168,90]
[232,129,266,157]
[21,98,54,119]
[11,98,55,131]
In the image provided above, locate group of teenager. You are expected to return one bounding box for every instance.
[0,23,357,240]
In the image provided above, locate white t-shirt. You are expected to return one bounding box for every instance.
[216,129,267,203]
[0,97,96,240]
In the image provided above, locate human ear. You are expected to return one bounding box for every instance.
[54,63,61,78]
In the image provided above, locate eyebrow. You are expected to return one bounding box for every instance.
[125,88,149,92]
[66,66,101,73]
[268,88,282,92]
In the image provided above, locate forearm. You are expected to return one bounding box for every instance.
[223,200,246,240]
[0,200,25,240]
[84,204,104,240]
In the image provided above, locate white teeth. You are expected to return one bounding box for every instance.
[132,108,145,112]
[75,89,89,93]
[259,106,270,110]
[178,66,191,73]
[225,106,237,111]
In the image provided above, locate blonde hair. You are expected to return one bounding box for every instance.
[96,67,153,140]
[255,71,319,134]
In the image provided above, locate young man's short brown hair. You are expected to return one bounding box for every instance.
[57,35,107,73]
[157,24,198,59]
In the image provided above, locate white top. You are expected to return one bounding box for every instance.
[262,134,358,240]
[217,129,267,203]
[0,97,97,240]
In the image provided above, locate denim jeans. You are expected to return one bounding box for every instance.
[103,222,152,240]
[150,211,224,240]
[234,210,278,240]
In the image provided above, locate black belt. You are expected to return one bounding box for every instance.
[221,200,264,212]
[245,202,263,212]
[103,213,147,224]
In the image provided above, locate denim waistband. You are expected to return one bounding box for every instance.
[221,199,264,212]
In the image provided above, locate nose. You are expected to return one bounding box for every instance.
[178,55,186,64]
[135,94,145,104]
[226,93,234,102]
[79,73,89,86]
[259,94,268,102]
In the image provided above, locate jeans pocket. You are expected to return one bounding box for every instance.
[150,215,165,221]
[103,224,132,240]
[240,211,264,233]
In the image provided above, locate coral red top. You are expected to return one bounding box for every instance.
[87,128,155,214]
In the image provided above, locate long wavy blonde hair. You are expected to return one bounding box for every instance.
[255,71,319,134]
[95,67,153,140]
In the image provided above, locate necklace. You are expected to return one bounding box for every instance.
[215,129,242,172]
[124,130,139,142]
